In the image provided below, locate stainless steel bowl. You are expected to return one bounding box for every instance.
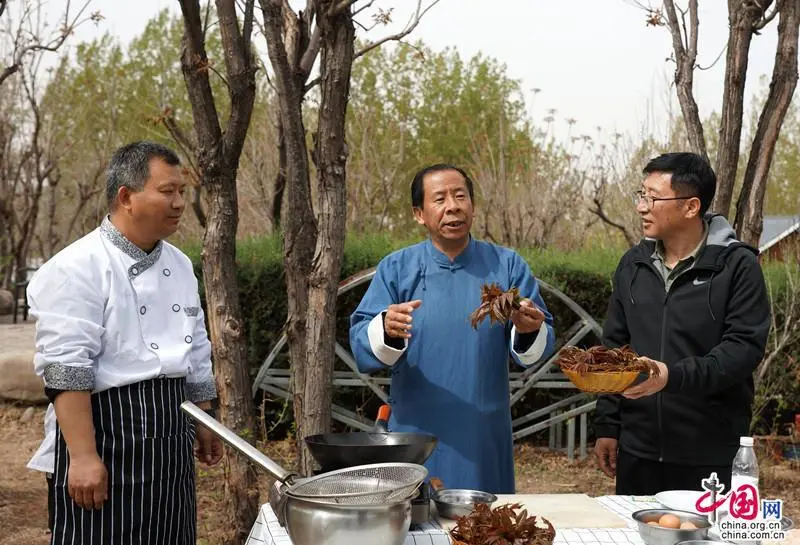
[632,509,712,545]
[283,493,413,545]
[432,488,498,519]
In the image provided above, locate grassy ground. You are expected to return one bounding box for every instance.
[1,403,797,545]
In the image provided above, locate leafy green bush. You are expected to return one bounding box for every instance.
[183,235,799,438]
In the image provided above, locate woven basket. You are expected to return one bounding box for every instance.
[562,369,640,393]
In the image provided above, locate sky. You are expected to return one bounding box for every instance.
[51,0,783,143]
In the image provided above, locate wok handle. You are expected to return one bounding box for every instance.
[181,401,292,483]
[374,404,391,432]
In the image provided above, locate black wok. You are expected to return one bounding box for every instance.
[305,405,437,471]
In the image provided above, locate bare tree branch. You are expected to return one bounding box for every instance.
[299,0,441,93]
[178,0,223,147]
[329,0,356,16]
[734,0,799,246]
[158,108,202,178]
[260,0,304,101]
[696,43,727,71]
[679,3,690,53]
[242,0,254,52]
[0,0,94,87]
[662,0,708,161]
[216,0,256,160]
[713,0,774,217]
[589,197,638,247]
[157,108,208,229]
[353,0,376,17]
[162,110,198,158]
[354,0,442,60]
[299,24,321,77]
[754,2,780,31]
[663,0,687,58]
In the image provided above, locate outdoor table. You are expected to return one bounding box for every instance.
[244,494,664,545]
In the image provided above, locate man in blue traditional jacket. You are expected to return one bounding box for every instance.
[349,164,557,493]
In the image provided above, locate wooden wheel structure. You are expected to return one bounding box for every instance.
[252,267,603,459]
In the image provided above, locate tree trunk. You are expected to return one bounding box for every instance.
[663,0,709,162]
[260,0,431,473]
[300,0,355,472]
[178,2,258,542]
[271,119,287,230]
[14,175,45,283]
[734,0,799,247]
[192,186,208,229]
[200,173,258,542]
[0,215,10,289]
[260,0,319,474]
[713,0,773,217]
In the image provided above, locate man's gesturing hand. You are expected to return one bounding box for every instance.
[510,299,546,334]
[384,300,422,339]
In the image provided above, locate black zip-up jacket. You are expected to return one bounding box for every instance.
[594,215,770,466]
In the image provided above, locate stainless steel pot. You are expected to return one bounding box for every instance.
[180,401,419,544]
[283,493,412,545]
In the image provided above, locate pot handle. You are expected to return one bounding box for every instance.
[269,481,289,527]
[373,404,391,432]
[181,401,293,483]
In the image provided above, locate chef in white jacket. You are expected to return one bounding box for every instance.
[26,141,221,545]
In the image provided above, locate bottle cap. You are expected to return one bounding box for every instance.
[740,436,754,447]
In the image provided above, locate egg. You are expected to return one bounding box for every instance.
[647,521,659,526]
[680,521,698,530]
[658,514,681,529]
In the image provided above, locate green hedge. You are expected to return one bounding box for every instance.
[183,235,799,438]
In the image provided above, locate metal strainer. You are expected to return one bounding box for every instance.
[286,463,427,504]
[181,402,427,505]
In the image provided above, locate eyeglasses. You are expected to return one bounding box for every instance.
[632,191,699,211]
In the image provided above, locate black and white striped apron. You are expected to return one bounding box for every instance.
[50,378,196,545]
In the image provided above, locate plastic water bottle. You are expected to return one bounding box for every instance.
[729,436,759,545]
[730,436,759,498]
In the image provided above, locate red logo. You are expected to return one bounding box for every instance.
[696,484,759,520]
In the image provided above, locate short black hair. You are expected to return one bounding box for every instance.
[411,164,475,209]
[643,152,716,215]
[106,141,181,209]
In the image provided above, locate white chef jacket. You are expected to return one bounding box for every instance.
[26,216,217,473]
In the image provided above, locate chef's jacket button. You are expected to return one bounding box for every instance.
[140,306,146,315]
[172,304,181,312]
[131,267,139,276]
[150,342,159,350]
[163,268,171,276]
[185,335,192,344]
[158,374,166,379]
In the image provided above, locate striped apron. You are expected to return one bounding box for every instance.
[49,378,196,545]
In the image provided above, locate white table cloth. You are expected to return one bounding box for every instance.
[244,495,665,545]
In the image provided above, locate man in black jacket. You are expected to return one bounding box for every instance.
[593,152,770,495]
